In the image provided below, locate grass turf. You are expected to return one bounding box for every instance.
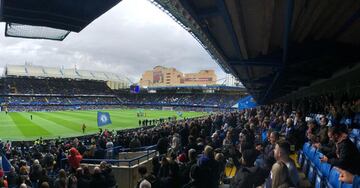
[0,109,207,141]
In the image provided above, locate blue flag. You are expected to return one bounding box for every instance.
[237,95,257,110]
[1,154,12,172]
[97,111,112,127]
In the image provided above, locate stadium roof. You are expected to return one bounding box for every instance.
[0,0,121,40]
[152,0,360,104]
[2,0,360,103]
[5,64,127,82]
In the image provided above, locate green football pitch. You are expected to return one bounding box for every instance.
[0,109,207,141]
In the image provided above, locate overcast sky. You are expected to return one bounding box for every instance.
[0,0,226,83]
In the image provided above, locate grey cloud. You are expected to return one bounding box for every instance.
[0,0,226,82]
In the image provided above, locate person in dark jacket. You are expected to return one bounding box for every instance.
[230,149,267,188]
[321,125,360,175]
[102,164,116,188]
[7,166,18,188]
[316,117,329,145]
[90,167,106,188]
[76,167,91,188]
[197,146,219,188]
[30,159,42,188]
[182,165,202,188]
[157,134,169,155]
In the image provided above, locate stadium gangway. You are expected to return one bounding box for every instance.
[60,149,157,169]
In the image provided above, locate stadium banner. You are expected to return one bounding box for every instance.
[97,111,112,127]
[237,95,257,110]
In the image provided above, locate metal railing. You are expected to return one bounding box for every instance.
[60,146,157,169]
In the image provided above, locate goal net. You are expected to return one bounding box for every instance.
[162,106,173,111]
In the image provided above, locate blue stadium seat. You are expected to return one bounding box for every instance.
[298,150,304,168]
[341,183,353,188]
[308,146,317,161]
[302,157,310,175]
[308,162,316,184]
[321,163,332,178]
[299,142,310,168]
[357,140,360,151]
[315,162,332,188]
[350,135,356,143]
[315,174,322,188]
[327,168,341,188]
[304,142,311,155]
[314,151,324,169]
[351,129,360,137]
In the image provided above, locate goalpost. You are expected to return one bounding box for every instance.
[162,106,173,111]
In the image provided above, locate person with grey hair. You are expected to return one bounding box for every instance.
[285,118,296,145]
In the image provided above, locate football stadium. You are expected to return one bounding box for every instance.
[0,0,360,188]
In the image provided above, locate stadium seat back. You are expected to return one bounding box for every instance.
[303,142,311,156]
[315,174,322,188]
[350,136,356,143]
[351,129,360,137]
[308,146,317,160]
[341,183,353,188]
[298,150,304,168]
[314,151,324,169]
[321,163,331,178]
[308,163,316,184]
[327,168,340,188]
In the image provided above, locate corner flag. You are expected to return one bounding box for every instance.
[97,111,112,127]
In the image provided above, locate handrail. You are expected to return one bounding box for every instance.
[60,149,157,168]
[107,144,157,152]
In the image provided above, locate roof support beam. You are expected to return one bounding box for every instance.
[262,0,275,55]
[225,0,249,59]
[261,0,294,103]
[215,0,255,97]
[215,0,244,60]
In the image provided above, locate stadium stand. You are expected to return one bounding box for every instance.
[1,68,245,112]
[0,91,358,188]
[1,1,360,187]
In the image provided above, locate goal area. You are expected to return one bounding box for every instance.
[162,106,173,111]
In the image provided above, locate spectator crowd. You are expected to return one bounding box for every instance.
[0,93,358,188]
